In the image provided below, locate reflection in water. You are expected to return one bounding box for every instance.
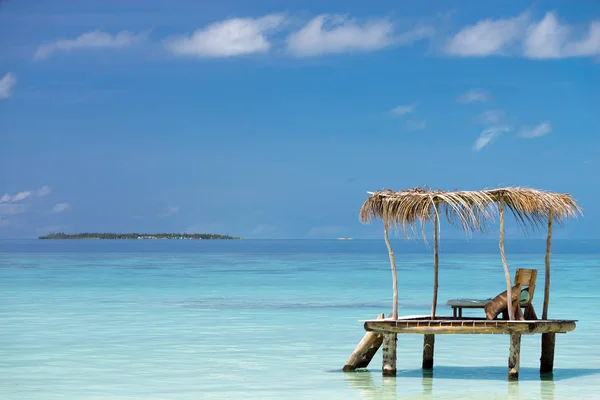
[343,366,572,399]
[421,368,433,395]
[507,380,520,398]
[344,372,398,400]
[540,372,556,400]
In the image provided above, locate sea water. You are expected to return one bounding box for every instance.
[1,239,599,400]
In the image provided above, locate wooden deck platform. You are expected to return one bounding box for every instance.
[364,316,576,335]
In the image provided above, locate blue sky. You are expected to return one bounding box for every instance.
[0,0,598,239]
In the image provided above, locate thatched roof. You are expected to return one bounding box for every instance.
[360,187,582,237]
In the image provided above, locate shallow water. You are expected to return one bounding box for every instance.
[1,239,599,399]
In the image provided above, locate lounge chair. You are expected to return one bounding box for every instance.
[447,268,538,320]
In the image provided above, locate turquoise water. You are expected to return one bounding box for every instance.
[1,239,599,399]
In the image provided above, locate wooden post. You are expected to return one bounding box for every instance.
[383,225,398,320]
[383,222,398,377]
[541,212,555,373]
[541,332,556,373]
[431,207,439,320]
[543,211,553,320]
[422,334,435,369]
[499,198,515,321]
[508,333,521,380]
[382,333,397,376]
[343,313,385,371]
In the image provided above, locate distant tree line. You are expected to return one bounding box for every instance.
[39,232,242,240]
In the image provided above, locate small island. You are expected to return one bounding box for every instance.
[39,232,242,240]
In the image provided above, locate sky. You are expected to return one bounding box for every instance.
[0,0,599,239]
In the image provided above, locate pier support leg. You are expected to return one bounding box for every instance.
[422,334,435,369]
[343,313,385,372]
[382,333,397,377]
[508,333,521,381]
[540,332,556,373]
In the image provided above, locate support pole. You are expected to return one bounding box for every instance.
[543,211,553,320]
[382,333,397,376]
[343,313,385,371]
[422,334,435,369]
[382,224,398,377]
[541,332,556,373]
[499,198,515,321]
[383,225,398,320]
[508,333,522,380]
[431,206,439,320]
[541,211,555,373]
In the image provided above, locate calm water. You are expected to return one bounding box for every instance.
[1,239,599,399]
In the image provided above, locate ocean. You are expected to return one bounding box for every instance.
[1,239,599,399]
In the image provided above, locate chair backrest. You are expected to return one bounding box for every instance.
[514,268,537,304]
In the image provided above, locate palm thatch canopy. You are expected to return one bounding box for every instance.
[360,186,582,236]
[361,186,583,321]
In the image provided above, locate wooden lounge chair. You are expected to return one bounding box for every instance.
[447,268,538,320]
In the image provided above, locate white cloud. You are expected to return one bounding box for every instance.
[568,21,600,57]
[0,204,29,215]
[0,73,17,99]
[405,120,427,130]
[11,191,32,202]
[34,30,145,60]
[1,186,51,203]
[286,15,429,57]
[446,13,528,56]
[524,13,600,59]
[37,186,52,197]
[523,13,568,59]
[473,125,511,151]
[158,205,180,217]
[0,190,31,203]
[520,121,551,138]
[480,110,505,124]
[390,105,414,116]
[51,203,72,213]
[165,14,285,57]
[447,12,600,59]
[457,89,490,103]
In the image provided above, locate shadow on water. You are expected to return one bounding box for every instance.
[340,367,600,399]
[335,366,600,382]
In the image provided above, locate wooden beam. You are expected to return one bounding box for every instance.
[543,211,553,320]
[343,313,385,371]
[541,332,556,373]
[431,208,439,319]
[422,334,435,369]
[499,198,515,321]
[382,333,397,376]
[365,320,576,335]
[508,333,521,380]
[384,226,398,320]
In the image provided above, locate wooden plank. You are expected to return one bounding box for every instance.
[364,320,576,335]
[447,299,490,308]
[343,313,385,371]
[508,333,521,380]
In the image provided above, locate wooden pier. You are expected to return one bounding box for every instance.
[344,316,575,380]
[344,186,583,381]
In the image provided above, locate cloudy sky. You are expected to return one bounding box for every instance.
[0,0,598,239]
